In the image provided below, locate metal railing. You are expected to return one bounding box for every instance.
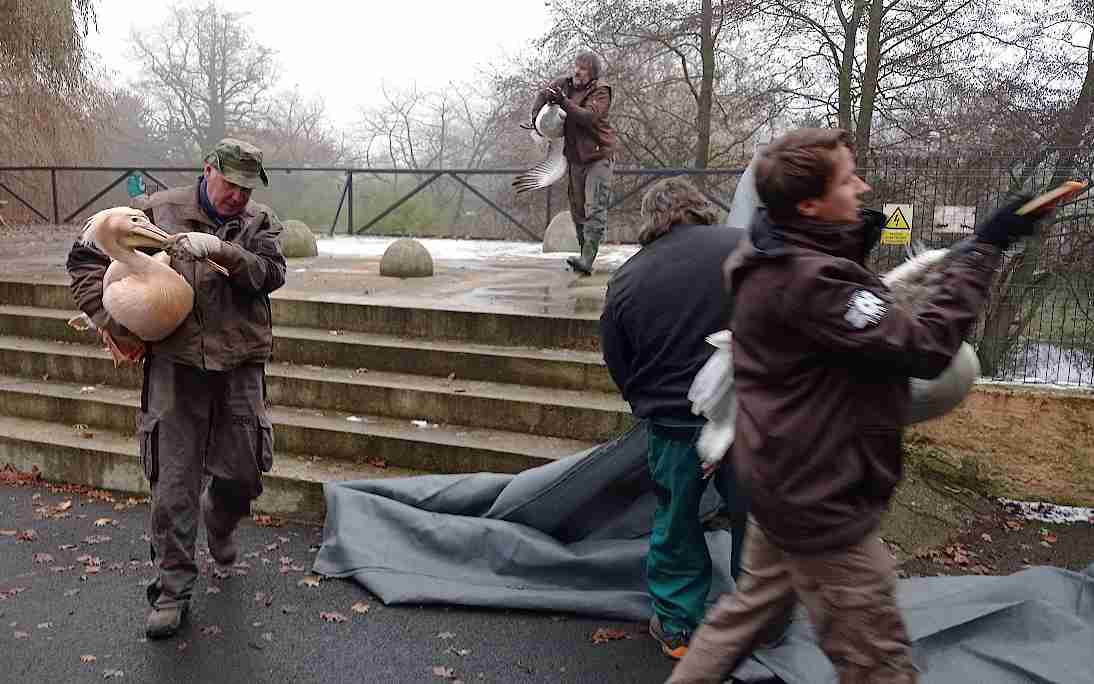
[0,165,745,241]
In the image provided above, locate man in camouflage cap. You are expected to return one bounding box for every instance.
[67,137,286,639]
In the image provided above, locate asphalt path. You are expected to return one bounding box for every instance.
[0,480,676,683]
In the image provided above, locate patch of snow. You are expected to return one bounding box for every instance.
[999,498,1094,524]
[316,236,639,266]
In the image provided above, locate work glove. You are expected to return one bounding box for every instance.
[974,196,1041,248]
[170,232,223,260]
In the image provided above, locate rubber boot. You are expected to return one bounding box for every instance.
[567,235,600,275]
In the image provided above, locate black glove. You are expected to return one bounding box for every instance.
[974,195,1040,248]
[858,208,887,262]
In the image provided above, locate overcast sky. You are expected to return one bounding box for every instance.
[85,0,553,126]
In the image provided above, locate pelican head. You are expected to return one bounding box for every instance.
[79,207,171,257]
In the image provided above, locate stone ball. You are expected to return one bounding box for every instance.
[380,238,434,278]
[279,219,319,258]
[542,211,580,253]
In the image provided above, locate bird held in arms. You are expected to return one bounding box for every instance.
[68,207,227,365]
[512,103,567,193]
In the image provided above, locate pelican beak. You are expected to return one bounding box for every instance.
[122,221,171,249]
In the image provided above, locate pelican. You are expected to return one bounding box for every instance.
[70,207,195,363]
[882,243,982,424]
[512,104,567,193]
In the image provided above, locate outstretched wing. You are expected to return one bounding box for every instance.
[512,137,567,194]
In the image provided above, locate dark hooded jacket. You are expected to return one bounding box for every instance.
[725,208,1002,553]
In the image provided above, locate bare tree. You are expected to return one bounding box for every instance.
[129,1,277,153]
[253,88,348,164]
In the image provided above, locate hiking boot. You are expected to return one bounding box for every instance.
[649,614,689,660]
[145,603,188,639]
[201,489,238,567]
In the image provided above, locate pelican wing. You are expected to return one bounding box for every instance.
[512,137,567,194]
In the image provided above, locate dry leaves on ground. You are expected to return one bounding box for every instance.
[80,655,97,664]
[298,575,321,588]
[253,515,283,528]
[320,611,347,623]
[591,627,632,644]
[351,601,370,614]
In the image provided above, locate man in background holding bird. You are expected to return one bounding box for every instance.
[530,51,617,275]
[67,138,286,639]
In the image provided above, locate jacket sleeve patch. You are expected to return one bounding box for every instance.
[844,290,887,329]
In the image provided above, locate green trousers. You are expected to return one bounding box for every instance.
[647,421,747,638]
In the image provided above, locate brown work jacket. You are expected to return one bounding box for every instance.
[66,181,286,372]
[726,209,1002,553]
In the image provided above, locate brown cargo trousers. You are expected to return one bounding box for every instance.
[567,157,614,246]
[139,356,274,609]
[667,518,916,684]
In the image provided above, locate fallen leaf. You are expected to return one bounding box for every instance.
[57,500,74,512]
[351,601,370,614]
[432,666,457,679]
[591,627,631,644]
[16,529,37,542]
[320,611,347,623]
[93,518,114,527]
[80,655,97,664]
[298,575,321,588]
[980,533,993,543]
[437,631,456,640]
[252,514,282,528]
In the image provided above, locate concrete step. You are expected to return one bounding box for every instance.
[0,304,616,392]
[0,279,601,351]
[0,413,421,521]
[0,334,631,441]
[0,375,595,475]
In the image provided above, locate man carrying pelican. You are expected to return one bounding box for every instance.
[66,138,286,639]
[529,52,617,275]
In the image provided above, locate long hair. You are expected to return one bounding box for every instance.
[755,128,854,222]
[575,51,602,80]
[638,177,720,246]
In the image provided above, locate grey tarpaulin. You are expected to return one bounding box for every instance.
[732,563,1094,684]
[312,421,737,620]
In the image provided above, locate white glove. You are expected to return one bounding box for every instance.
[172,232,223,259]
[687,330,737,476]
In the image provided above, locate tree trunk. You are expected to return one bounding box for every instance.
[838,0,868,132]
[854,0,882,151]
[693,0,715,187]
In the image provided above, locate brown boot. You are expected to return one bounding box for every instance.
[145,603,188,639]
[201,488,239,567]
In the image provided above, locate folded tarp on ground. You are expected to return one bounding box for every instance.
[313,421,735,620]
[313,419,1094,683]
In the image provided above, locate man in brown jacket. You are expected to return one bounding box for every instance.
[667,128,1049,683]
[66,138,286,639]
[531,51,617,275]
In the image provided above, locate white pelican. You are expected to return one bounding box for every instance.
[71,207,195,362]
[512,104,567,193]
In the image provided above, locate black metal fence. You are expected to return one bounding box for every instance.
[1,152,1093,387]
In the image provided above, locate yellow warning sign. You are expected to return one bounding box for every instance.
[881,228,911,245]
[885,207,911,230]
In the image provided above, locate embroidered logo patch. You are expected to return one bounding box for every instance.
[844,290,886,329]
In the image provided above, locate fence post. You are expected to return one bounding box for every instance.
[347,171,353,235]
[50,169,59,224]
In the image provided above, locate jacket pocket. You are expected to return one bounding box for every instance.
[858,426,903,500]
[257,415,274,473]
[137,413,159,483]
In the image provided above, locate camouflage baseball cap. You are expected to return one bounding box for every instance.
[204,138,269,188]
